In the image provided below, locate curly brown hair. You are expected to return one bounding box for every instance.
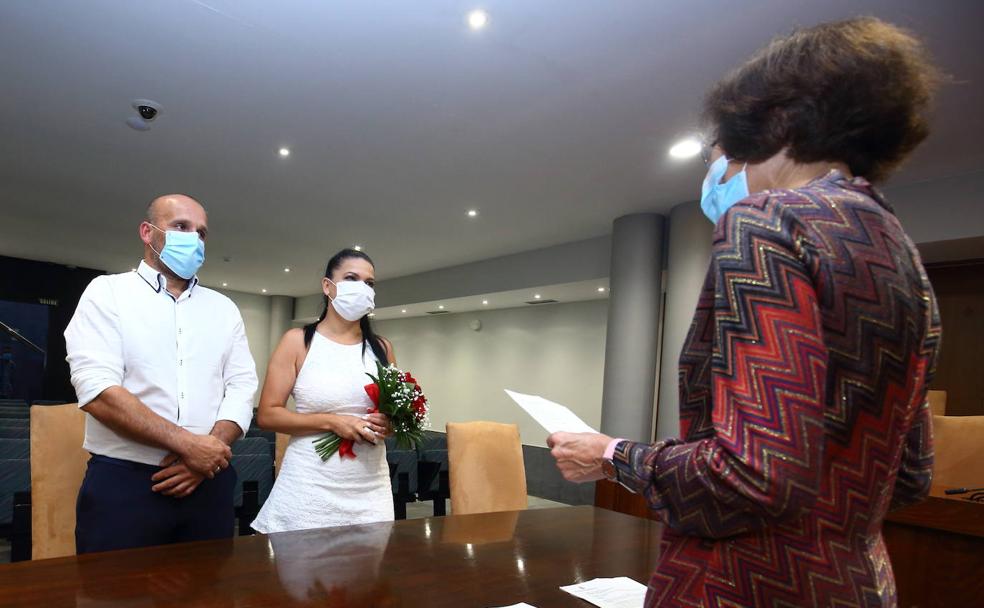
[702,17,942,182]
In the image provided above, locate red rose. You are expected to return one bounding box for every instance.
[364,383,380,406]
[338,439,356,459]
[404,372,418,385]
[412,395,427,413]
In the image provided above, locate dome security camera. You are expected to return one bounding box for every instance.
[131,99,163,121]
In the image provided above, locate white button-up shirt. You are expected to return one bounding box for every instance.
[65,261,258,466]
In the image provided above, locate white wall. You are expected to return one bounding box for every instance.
[656,201,713,440]
[374,300,608,448]
[216,287,273,404]
[885,170,984,244]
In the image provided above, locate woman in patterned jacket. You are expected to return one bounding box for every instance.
[548,17,942,608]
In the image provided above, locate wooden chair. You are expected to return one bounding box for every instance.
[447,422,527,515]
[927,390,947,416]
[30,403,88,559]
[931,415,984,489]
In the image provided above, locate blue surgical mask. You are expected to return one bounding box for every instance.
[149,224,205,279]
[700,154,749,225]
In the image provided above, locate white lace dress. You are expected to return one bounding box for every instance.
[252,332,393,533]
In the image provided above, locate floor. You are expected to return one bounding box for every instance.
[0,495,569,564]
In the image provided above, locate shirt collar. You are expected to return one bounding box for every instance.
[136,261,199,296]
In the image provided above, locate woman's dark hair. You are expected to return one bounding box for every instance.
[702,17,942,182]
[303,248,388,364]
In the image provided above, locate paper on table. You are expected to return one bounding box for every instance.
[559,577,648,608]
[504,389,597,435]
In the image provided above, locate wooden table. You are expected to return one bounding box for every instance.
[0,506,662,607]
[883,486,984,608]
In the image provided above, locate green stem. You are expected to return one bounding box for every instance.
[314,432,343,461]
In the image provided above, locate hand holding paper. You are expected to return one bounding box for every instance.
[505,389,612,483]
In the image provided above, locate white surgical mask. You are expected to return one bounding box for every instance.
[328,279,375,321]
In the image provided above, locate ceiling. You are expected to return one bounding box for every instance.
[1,0,981,296]
[368,278,609,323]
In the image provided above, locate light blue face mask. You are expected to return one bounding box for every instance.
[149,224,205,280]
[700,154,749,225]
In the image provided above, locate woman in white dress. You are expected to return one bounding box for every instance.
[252,249,396,533]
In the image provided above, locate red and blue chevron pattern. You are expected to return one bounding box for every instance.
[612,171,941,607]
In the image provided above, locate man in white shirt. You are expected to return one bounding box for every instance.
[65,194,258,553]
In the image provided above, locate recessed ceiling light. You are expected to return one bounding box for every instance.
[222,282,228,287]
[467,209,479,218]
[401,309,407,314]
[284,267,291,273]
[278,147,291,157]
[668,138,702,159]
[368,313,376,318]
[131,268,136,272]
[597,287,606,292]
[482,300,488,305]
[534,294,541,299]
[438,305,445,310]
[353,245,362,251]
[261,288,268,293]
[467,9,489,30]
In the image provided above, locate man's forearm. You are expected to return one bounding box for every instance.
[82,386,189,454]
[210,419,243,447]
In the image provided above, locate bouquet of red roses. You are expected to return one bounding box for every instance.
[314,361,429,461]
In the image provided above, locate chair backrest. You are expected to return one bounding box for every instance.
[0,427,28,439]
[232,437,269,455]
[416,430,448,453]
[0,458,30,526]
[231,453,274,508]
[447,421,527,515]
[927,390,947,416]
[30,403,88,559]
[931,415,984,489]
[275,433,290,477]
[0,438,29,459]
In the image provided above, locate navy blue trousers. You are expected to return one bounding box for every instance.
[75,454,237,554]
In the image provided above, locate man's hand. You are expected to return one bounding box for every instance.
[178,433,231,478]
[547,431,613,483]
[152,453,206,498]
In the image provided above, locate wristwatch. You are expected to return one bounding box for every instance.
[601,457,619,482]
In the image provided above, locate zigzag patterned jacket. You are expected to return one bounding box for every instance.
[612,170,941,608]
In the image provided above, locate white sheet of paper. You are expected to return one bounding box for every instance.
[488,604,538,608]
[559,577,648,608]
[504,389,597,435]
